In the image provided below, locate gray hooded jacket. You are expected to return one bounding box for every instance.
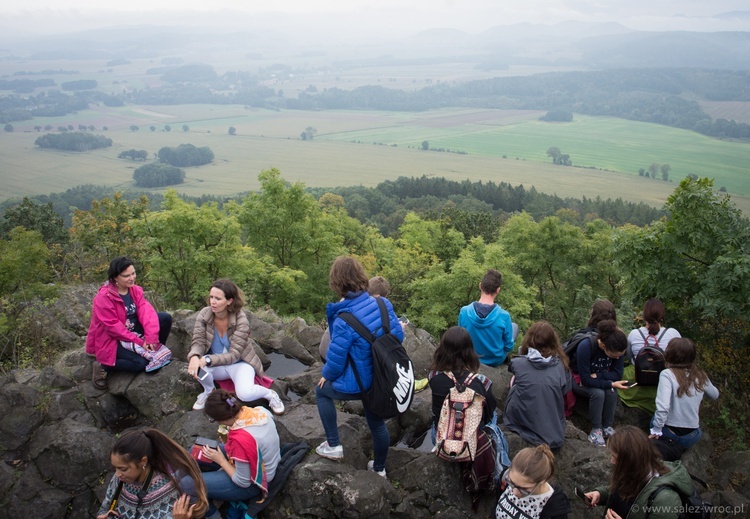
[503,348,572,450]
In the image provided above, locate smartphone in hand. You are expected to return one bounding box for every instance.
[194,437,220,449]
[574,487,593,506]
[196,367,209,380]
[623,381,638,388]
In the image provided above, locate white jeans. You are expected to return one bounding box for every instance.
[198,361,273,402]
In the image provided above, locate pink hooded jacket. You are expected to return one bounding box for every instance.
[86,281,160,367]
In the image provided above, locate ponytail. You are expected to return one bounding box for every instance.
[112,429,208,518]
[642,299,666,336]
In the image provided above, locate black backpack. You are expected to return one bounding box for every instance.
[339,297,415,419]
[562,328,598,359]
[634,328,668,386]
[645,475,711,519]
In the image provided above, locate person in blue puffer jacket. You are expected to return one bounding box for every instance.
[315,256,404,478]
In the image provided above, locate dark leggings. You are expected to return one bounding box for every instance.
[105,312,172,373]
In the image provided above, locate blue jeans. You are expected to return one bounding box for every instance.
[650,417,702,449]
[180,470,262,517]
[315,381,389,472]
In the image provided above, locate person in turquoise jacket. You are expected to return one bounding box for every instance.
[585,425,693,519]
[458,269,514,366]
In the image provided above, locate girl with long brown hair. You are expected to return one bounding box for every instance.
[585,425,691,519]
[503,321,572,451]
[649,338,719,450]
[97,429,207,519]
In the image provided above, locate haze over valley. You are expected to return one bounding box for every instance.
[1,1,749,212]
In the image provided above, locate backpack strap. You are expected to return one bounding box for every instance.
[645,482,682,519]
[375,297,391,335]
[338,312,373,395]
[338,312,375,345]
[656,327,669,346]
[337,299,392,396]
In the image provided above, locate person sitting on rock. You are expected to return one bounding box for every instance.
[428,326,497,443]
[504,321,571,452]
[570,319,631,447]
[585,425,693,519]
[187,278,284,415]
[180,390,281,519]
[495,445,570,519]
[97,428,207,519]
[315,256,403,478]
[458,268,515,366]
[87,256,173,390]
[649,338,719,450]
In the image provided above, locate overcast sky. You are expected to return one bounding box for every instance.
[2,0,750,37]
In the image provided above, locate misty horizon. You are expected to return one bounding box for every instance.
[1,3,750,46]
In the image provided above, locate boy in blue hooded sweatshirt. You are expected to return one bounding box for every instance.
[458,269,514,366]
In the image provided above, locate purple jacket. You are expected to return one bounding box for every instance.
[86,281,159,366]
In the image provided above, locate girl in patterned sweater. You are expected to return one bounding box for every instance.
[97,429,207,519]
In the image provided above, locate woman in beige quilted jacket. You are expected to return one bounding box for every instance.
[186,279,284,414]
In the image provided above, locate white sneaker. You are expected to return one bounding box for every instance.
[192,392,210,410]
[367,460,387,478]
[267,390,285,415]
[316,441,344,460]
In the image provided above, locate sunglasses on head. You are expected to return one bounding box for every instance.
[503,471,541,497]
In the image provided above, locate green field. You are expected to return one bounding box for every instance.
[2,104,749,214]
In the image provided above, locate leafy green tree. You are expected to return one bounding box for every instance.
[182,124,189,132]
[130,125,139,132]
[228,126,236,136]
[133,191,267,308]
[239,169,346,315]
[499,213,619,338]
[648,163,659,179]
[164,124,171,132]
[150,126,156,132]
[0,197,67,245]
[4,123,14,132]
[34,132,112,152]
[133,163,185,187]
[421,140,429,150]
[661,163,671,181]
[0,228,50,297]
[68,194,149,281]
[300,127,316,140]
[158,144,214,167]
[614,177,750,324]
[118,149,148,161]
[398,212,465,269]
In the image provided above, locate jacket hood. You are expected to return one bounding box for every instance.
[655,461,695,497]
[462,303,504,329]
[527,347,561,369]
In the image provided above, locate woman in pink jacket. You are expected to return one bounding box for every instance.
[87,257,172,389]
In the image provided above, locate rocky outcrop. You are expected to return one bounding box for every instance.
[0,288,748,518]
